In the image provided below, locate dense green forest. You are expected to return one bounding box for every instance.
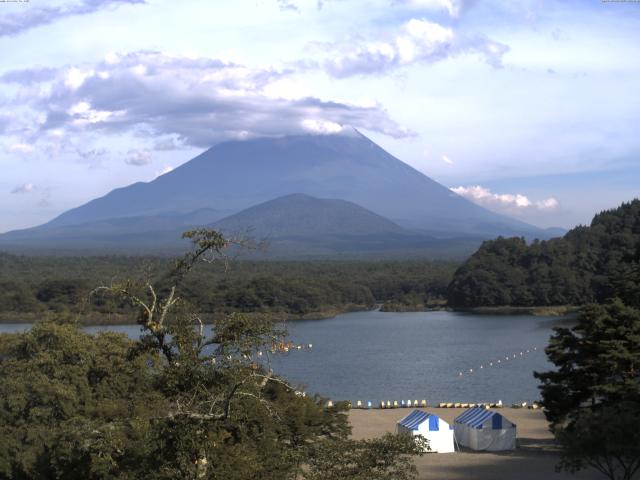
[448,200,640,308]
[0,254,457,322]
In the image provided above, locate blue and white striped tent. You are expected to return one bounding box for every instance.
[396,410,455,453]
[454,408,516,451]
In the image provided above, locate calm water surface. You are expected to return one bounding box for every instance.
[0,310,567,404]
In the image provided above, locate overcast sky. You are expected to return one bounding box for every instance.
[1,0,639,232]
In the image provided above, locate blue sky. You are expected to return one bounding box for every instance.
[0,0,639,232]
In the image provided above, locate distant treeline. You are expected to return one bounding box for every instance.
[0,254,457,321]
[448,200,640,308]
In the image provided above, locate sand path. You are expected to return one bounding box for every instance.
[348,408,606,480]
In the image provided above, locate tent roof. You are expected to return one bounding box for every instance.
[455,407,516,429]
[397,410,446,431]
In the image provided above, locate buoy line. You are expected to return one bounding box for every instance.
[456,347,540,378]
[254,343,313,357]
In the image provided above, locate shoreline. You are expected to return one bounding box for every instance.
[0,303,579,325]
[381,304,580,316]
[0,303,375,326]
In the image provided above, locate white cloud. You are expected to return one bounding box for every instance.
[0,51,412,150]
[396,0,476,18]
[300,119,344,134]
[156,165,174,177]
[64,67,95,90]
[10,183,35,194]
[0,0,146,38]
[125,149,152,166]
[442,154,453,165]
[9,143,35,154]
[451,185,559,213]
[276,0,327,11]
[322,18,508,77]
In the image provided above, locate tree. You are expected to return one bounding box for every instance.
[534,299,640,480]
[0,322,164,479]
[0,229,423,479]
[447,199,640,308]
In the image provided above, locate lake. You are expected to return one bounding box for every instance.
[0,310,566,405]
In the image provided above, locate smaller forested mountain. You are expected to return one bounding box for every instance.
[447,200,640,307]
[213,194,406,237]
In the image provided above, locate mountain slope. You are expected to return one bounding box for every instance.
[0,209,225,252]
[212,193,406,237]
[209,193,481,258]
[41,129,548,239]
[0,193,483,258]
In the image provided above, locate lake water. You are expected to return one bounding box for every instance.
[0,310,566,405]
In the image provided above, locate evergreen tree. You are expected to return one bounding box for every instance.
[534,299,640,480]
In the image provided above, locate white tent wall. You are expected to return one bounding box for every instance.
[467,427,516,451]
[396,410,455,453]
[454,408,516,452]
[416,426,455,453]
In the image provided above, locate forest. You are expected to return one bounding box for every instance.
[0,254,457,323]
[448,200,640,308]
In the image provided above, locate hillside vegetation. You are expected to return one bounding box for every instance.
[448,200,640,308]
[0,255,457,322]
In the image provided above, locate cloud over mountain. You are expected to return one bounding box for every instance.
[0,51,412,154]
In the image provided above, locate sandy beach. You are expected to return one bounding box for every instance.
[349,408,605,480]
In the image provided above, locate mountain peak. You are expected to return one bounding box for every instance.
[17,129,550,241]
[298,121,363,138]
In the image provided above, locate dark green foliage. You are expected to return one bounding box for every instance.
[535,300,640,480]
[555,403,640,480]
[0,322,164,479]
[0,230,423,479]
[305,433,427,480]
[448,200,640,307]
[0,254,457,321]
[0,281,40,312]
